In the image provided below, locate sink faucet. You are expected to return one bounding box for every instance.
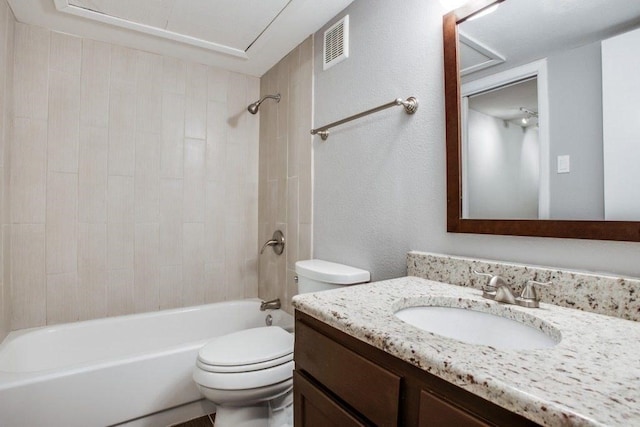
[473,270,550,308]
[260,298,281,311]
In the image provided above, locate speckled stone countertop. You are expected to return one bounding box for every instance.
[292,277,640,427]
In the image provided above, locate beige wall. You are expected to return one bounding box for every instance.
[7,22,260,330]
[0,0,15,341]
[258,37,313,313]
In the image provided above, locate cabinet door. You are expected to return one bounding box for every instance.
[419,390,491,427]
[294,371,368,427]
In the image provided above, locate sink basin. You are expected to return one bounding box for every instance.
[395,306,559,350]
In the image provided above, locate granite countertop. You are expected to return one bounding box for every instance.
[292,276,640,427]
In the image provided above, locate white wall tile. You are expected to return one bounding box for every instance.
[134,222,159,312]
[107,222,134,270]
[206,101,227,183]
[183,138,206,223]
[10,118,47,223]
[50,32,81,76]
[185,63,207,139]
[205,261,225,302]
[257,41,313,312]
[204,180,225,262]
[110,45,136,83]
[183,260,205,306]
[135,52,163,133]
[161,92,185,178]
[134,132,160,223]
[226,73,248,145]
[46,272,78,324]
[108,127,135,177]
[6,25,263,328]
[225,220,245,301]
[208,67,229,102]
[78,223,107,320]
[107,175,134,223]
[159,264,182,309]
[80,40,111,128]
[10,224,46,329]
[13,23,49,120]
[162,57,186,95]
[109,78,136,134]
[159,178,183,266]
[78,126,108,223]
[47,70,80,173]
[286,177,299,271]
[183,222,205,305]
[46,172,78,274]
[225,143,248,222]
[107,268,133,316]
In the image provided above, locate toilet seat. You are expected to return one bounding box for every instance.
[197,352,293,373]
[194,326,294,391]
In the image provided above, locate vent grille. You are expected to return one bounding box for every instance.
[323,15,349,70]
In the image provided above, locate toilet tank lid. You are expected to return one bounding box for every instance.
[295,259,370,285]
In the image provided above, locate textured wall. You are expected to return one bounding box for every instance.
[548,42,604,220]
[0,0,15,341]
[8,22,259,330]
[466,109,539,219]
[313,0,640,282]
[258,37,313,313]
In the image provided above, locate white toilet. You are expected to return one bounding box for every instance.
[192,259,370,427]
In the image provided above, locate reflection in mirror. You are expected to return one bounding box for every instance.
[444,0,640,241]
[464,77,540,219]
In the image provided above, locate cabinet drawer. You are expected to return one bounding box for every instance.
[294,370,367,427]
[295,321,401,426]
[419,390,490,426]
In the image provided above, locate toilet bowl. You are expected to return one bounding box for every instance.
[193,326,294,427]
[192,259,370,427]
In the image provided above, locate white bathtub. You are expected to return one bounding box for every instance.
[0,299,293,427]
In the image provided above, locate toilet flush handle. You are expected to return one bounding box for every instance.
[260,230,285,255]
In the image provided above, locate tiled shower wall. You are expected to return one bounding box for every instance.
[0,0,15,341]
[258,37,313,313]
[7,21,260,330]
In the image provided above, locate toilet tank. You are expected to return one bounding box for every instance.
[295,260,370,294]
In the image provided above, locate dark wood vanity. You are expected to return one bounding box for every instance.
[293,311,538,426]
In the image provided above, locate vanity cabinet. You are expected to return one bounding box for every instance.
[294,311,539,426]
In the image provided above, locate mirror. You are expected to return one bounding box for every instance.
[444,0,640,241]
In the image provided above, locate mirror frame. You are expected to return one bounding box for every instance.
[444,0,640,242]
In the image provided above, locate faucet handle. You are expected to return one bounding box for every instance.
[473,270,503,299]
[516,280,552,308]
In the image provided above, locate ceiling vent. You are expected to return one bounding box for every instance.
[323,15,349,70]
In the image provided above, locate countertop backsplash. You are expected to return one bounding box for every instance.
[407,251,640,322]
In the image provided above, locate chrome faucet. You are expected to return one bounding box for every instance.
[260,298,281,311]
[473,270,550,308]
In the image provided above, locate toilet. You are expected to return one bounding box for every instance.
[192,259,370,427]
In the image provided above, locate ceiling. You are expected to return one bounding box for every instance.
[468,78,538,127]
[7,0,354,76]
[460,0,640,124]
[460,0,640,81]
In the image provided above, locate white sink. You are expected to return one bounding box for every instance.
[395,306,559,350]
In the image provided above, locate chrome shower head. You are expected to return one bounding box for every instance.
[247,94,281,114]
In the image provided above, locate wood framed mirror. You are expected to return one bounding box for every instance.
[444,0,640,242]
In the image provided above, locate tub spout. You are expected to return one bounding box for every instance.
[260,298,281,311]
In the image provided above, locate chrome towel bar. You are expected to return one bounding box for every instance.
[311,96,418,140]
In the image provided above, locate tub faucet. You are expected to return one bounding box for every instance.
[260,298,281,311]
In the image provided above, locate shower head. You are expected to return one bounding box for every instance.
[247,94,281,114]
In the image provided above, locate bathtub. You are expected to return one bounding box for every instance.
[0,299,293,427]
